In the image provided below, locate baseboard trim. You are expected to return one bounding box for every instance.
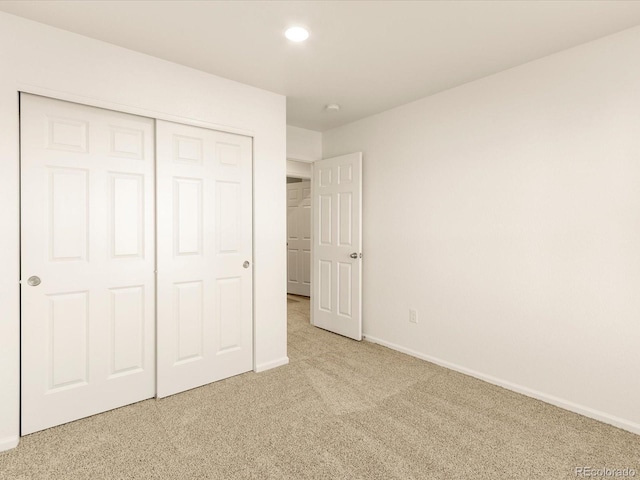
[255,356,289,373]
[363,334,640,436]
[0,435,19,452]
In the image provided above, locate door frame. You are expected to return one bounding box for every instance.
[285,159,315,320]
[17,89,258,434]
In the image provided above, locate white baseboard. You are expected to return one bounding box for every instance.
[255,356,289,373]
[363,334,640,436]
[0,435,19,452]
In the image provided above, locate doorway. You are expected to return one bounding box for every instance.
[287,176,312,298]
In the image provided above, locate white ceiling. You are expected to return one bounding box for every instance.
[2,1,640,131]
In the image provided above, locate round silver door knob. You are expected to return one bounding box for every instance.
[243,261,250,268]
[350,253,358,259]
[27,276,41,287]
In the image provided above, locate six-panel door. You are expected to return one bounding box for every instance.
[20,94,156,434]
[156,120,253,398]
[312,153,363,341]
[287,181,311,296]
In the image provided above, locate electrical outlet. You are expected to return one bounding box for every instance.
[409,309,418,324]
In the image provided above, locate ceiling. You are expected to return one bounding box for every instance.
[2,1,640,131]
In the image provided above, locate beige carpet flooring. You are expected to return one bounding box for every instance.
[1,296,638,479]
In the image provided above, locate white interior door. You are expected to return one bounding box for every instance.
[156,120,253,398]
[312,153,362,340]
[287,181,311,296]
[20,94,155,435]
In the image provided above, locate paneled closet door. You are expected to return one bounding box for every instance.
[20,94,156,435]
[156,120,253,398]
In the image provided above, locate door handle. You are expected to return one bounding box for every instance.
[27,276,41,286]
[350,253,358,259]
[243,261,250,268]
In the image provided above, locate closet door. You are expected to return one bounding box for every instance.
[156,120,253,398]
[287,181,311,296]
[20,94,155,434]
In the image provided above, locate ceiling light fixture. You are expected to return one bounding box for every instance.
[285,26,309,42]
[325,104,340,112]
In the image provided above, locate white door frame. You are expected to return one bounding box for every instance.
[17,91,258,431]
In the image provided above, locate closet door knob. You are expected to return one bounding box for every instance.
[27,276,41,286]
[243,261,250,269]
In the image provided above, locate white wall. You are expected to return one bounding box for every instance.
[323,26,640,434]
[286,159,312,179]
[286,124,320,177]
[287,125,322,162]
[0,12,287,451]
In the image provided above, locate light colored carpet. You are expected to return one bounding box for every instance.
[1,297,638,479]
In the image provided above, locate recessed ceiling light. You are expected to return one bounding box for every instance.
[285,26,309,42]
[325,104,340,112]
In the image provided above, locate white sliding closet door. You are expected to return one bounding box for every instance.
[156,120,253,398]
[20,94,156,435]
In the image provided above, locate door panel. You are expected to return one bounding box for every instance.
[287,181,311,296]
[156,120,253,399]
[109,286,145,376]
[174,280,204,363]
[312,153,362,340]
[109,173,145,258]
[21,94,155,435]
